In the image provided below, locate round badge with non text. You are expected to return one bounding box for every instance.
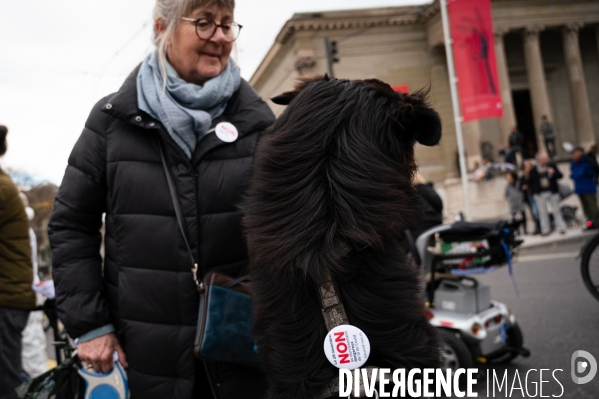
[215,122,238,143]
[323,325,370,369]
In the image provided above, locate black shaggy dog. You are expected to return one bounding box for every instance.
[243,76,442,398]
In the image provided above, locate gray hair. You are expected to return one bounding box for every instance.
[152,0,235,81]
[536,152,548,161]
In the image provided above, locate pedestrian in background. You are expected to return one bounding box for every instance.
[47,0,274,398]
[528,152,566,235]
[505,171,527,235]
[499,142,516,166]
[410,172,443,240]
[540,115,557,158]
[570,146,599,221]
[521,160,541,234]
[480,136,494,162]
[508,126,524,167]
[0,125,36,399]
[18,193,48,379]
[586,144,599,184]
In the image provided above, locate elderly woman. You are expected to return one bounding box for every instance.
[48,0,274,397]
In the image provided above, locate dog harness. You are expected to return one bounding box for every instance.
[316,268,379,399]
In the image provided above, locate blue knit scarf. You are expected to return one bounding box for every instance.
[137,51,241,158]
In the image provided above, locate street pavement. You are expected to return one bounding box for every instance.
[470,235,599,398]
[519,227,596,249]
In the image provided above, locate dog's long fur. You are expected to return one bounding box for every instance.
[243,76,442,398]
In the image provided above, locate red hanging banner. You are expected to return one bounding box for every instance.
[392,85,409,93]
[448,0,502,122]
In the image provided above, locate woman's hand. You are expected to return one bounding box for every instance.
[78,333,128,373]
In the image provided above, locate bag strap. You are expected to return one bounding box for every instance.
[156,136,204,292]
[222,274,250,289]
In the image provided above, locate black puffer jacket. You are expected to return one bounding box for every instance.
[528,162,563,195]
[48,68,274,398]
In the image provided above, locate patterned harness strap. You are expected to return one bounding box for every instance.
[316,267,380,399]
[318,268,350,331]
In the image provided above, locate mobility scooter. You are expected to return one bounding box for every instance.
[405,221,530,369]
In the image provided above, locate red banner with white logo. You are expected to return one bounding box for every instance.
[448,0,502,122]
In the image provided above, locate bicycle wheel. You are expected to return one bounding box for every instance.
[580,233,599,302]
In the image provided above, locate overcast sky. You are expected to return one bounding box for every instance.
[0,0,429,184]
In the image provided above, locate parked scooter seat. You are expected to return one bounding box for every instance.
[439,221,508,243]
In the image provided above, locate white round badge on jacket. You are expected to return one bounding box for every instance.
[323,325,371,369]
[215,122,238,143]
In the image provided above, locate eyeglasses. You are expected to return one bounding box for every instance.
[181,17,242,43]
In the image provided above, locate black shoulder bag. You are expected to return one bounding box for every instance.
[156,137,258,366]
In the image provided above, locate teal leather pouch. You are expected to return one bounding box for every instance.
[194,272,258,366]
[198,286,257,365]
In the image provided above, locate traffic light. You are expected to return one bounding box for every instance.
[324,38,340,77]
[329,41,339,63]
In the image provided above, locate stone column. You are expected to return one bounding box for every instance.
[462,120,483,170]
[595,25,599,69]
[563,23,595,148]
[494,28,517,144]
[523,26,552,151]
[596,26,599,69]
[429,46,459,180]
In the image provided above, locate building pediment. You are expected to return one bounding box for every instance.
[276,6,424,44]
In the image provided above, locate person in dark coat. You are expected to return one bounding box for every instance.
[504,171,527,234]
[540,115,557,158]
[528,152,565,235]
[508,126,524,154]
[508,125,524,167]
[411,172,443,240]
[521,160,541,234]
[570,146,599,221]
[480,136,494,162]
[0,125,36,399]
[48,1,274,398]
[586,144,599,184]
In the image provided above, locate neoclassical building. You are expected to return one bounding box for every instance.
[250,0,599,187]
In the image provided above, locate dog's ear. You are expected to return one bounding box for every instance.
[270,75,331,105]
[397,90,442,147]
[270,91,296,105]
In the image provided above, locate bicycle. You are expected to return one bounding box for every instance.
[18,298,81,399]
[579,228,599,302]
